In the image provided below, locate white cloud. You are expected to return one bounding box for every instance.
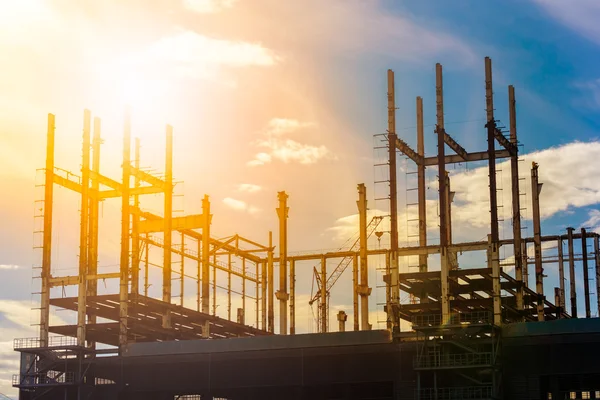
[184,0,238,13]
[248,118,336,166]
[532,0,600,45]
[223,197,261,215]
[584,209,600,233]
[237,183,262,193]
[0,265,19,270]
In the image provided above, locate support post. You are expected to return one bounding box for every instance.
[352,254,359,331]
[581,228,591,318]
[87,116,101,351]
[509,85,524,312]
[567,227,577,317]
[119,108,132,349]
[255,261,259,329]
[417,96,428,302]
[320,256,327,333]
[201,195,211,316]
[242,258,246,324]
[180,232,185,307]
[436,63,451,323]
[531,162,544,321]
[40,114,55,348]
[357,184,371,331]
[522,241,529,288]
[144,235,150,298]
[267,231,275,333]
[554,288,561,318]
[261,261,267,330]
[595,236,600,318]
[290,259,295,335]
[337,311,347,332]
[485,57,502,326]
[387,70,400,331]
[131,138,141,295]
[163,126,173,328]
[227,254,232,320]
[558,239,565,311]
[276,192,289,335]
[77,109,91,347]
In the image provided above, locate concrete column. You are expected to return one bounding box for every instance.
[509,85,524,312]
[352,254,359,331]
[337,311,347,332]
[357,184,371,331]
[436,63,450,323]
[267,231,275,333]
[261,260,267,331]
[40,114,55,348]
[531,162,544,321]
[77,109,91,347]
[88,117,101,351]
[290,259,295,334]
[320,256,327,333]
[201,195,211,317]
[595,236,600,318]
[131,138,140,295]
[119,108,132,349]
[567,227,577,317]
[276,192,289,335]
[387,70,400,331]
[416,96,428,304]
[582,228,591,318]
[162,126,173,328]
[558,239,565,311]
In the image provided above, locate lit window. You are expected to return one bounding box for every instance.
[570,392,576,400]
[582,391,590,399]
[547,393,552,400]
[596,392,600,399]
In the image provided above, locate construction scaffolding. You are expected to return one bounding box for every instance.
[13,56,600,400]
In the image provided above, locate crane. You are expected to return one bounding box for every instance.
[309,216,384,332]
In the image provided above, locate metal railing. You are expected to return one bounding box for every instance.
[12,371,75,387]
[414,352,493,369]
[416,386,493,400]
[411,311,492,328]
[14,336,78,350]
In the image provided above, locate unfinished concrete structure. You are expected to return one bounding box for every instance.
[13,57,600,399]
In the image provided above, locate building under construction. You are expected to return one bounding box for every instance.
[12,57,600,399]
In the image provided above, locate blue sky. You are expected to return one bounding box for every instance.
[1,0,600,396]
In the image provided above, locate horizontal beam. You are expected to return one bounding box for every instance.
[89,170,121,191]
[138,214,205,234]
[53,174,82,193]
[423,149,511,166]
[48,272,121,288]
[100,185,165,199]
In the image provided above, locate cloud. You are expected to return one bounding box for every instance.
[0,265,20,270]
[237,183,262,193]
[223,197,261,215]
[584,209,600,233]
[532,0,600,45]
[248,118,336,166]
[184,0,238,14]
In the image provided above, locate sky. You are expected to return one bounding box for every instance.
[2,0,600,397]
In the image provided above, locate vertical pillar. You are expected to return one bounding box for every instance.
[256,261,259,329]
[594,236,600,318]
[131,138,141,295]
[227,253,232,320]
[276,192,289,335]
[242,258,246,324]
[445,173,457,270]
[357,184,371,331]
[485,57,502,326]
[320,256,327,333]
[197,239,201,311]
[567,227,577,317]
[201,195,211,315]
[144,235,149,298]
[558,239,565,311]
[212,255,217,317]
[337,311,347,332]
[180,233,185,307]
[40,114,55,348]
[352,254,359,331]
[554,288,562,318]
[436,63,451,323]
[88,116,101,351]
[387,70,400,330]
[581,228,591,318]
[77,109,91,347]
[531,162,544,321]
[416,97,428,304]
[522,241,529,288]
[290,259,295,334]
[261,260,267,330]
[119,108,132,349]
[509,85,524,311]
[163,126,173,328]
[267,231,275,333]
